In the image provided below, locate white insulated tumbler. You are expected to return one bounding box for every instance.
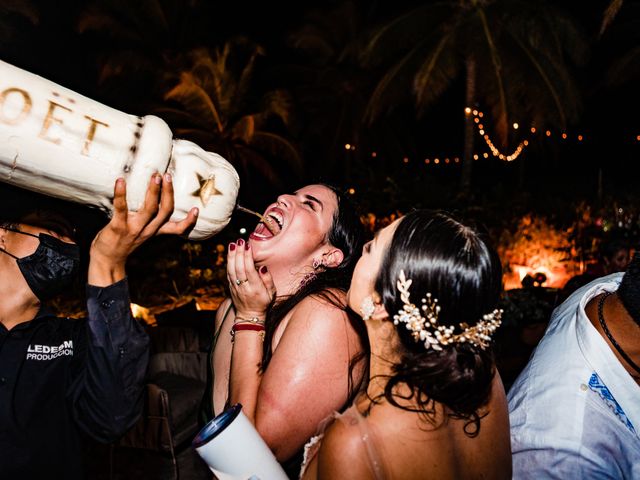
[193,404,288,480]
[0,59,239,240]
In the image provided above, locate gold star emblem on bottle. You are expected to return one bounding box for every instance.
[192,173,222,205]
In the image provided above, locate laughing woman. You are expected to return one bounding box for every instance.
[203,184,367,474]
[301,210,512,479]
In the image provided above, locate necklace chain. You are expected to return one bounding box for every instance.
[597,292,640,376]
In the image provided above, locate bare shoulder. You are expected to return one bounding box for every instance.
[214,297,234,328]
[316,413,372,479]
[290,289,349,325]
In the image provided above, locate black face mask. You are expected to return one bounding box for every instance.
[1,228,80,301]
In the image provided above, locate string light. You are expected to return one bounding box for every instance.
[468,108,528,162]
[393,106,608,168]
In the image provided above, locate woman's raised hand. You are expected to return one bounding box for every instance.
[227,239,276,319]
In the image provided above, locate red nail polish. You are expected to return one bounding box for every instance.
[229,243,236,251]
[237,239,244,246]
[260,266,268,274]
[245,242,250,250]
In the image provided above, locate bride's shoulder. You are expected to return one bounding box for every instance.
[315,408,375,478]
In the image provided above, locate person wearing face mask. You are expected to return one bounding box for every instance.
[0,174,198,479]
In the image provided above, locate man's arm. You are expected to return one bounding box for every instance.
[71,278,149,441]
[512,445,617,479]
[70,173,197,441]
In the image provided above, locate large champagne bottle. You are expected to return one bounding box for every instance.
[0,59,239,240]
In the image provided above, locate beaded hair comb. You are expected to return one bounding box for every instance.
[392,270,502,351]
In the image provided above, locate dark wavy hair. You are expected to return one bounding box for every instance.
[372,210,502,436]
[262,184,368,401]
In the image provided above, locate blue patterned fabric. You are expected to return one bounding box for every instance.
[588,372,636,434]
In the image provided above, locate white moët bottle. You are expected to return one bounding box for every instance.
[0,59,239,240]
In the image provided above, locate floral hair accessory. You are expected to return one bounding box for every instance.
[392,270,502,351]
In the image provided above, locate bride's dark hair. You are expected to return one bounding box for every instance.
[373,209,502,436]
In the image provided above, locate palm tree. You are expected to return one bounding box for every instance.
[77,2,301,192]
[284,1,412,184]
[76,0,212,109]
[359,0,588,194]
[157,40,302,192]
[601,1,640,86]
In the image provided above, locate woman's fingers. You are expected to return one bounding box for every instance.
[227,242,238,285]
[243,242,261,283]
[258,265,276,299]
[234,238,248,284]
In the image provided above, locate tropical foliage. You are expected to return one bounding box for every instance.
[358,0,589,191]
[157,41,303,193]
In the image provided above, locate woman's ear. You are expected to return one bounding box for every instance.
[370,295,388,321]
[322,247,344,268]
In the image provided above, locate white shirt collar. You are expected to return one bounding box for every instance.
[575,273,640,431]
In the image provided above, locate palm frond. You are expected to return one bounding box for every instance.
[413,33,459,113]
[249,132,303,177]
[77,10,143,43]
[506,31,567,128]
[164,72,224,132]
[235,45,265,111]
[359,2,453,66]
[606,45,640,85]
[231,115,255,143]
[365,37,431,123]
[601,0,625,36]
[0,0,39,24]
[477,7,509,145]
[259,90,295,128]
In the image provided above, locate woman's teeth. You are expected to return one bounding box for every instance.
[262,216,279,235]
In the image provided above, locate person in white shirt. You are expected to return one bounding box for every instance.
[508,253,640,478]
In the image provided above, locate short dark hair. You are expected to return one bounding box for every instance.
[17,210,77,242]
[372,210,502,436]
[599,236,630,262]
[618,252,640,324]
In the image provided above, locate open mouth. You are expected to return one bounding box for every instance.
[251,209,284,240]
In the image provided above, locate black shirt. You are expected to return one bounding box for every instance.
[0,278,149,479]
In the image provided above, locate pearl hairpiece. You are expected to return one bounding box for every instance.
[392,270,502,351]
